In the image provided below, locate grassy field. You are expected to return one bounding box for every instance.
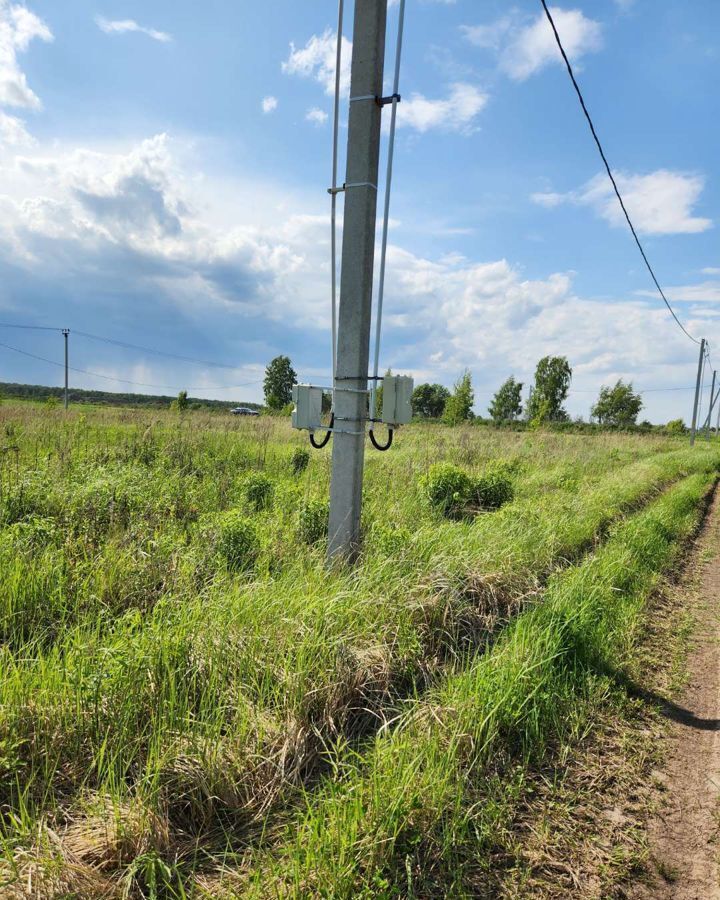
[0,401,717,898]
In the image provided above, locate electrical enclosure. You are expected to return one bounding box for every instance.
[381,375,414,425]
[291,384,324,430]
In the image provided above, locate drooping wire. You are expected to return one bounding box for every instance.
[0,323,61,332]
[0,322,249,371]
[329,0,345,399]
[539,0,700,346]
[72,329,243,370]
[369,0,406,420]
[0,340,261,392]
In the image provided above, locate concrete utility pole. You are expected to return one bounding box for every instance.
[62,329,69,411]
[327,0,387,562]
[703,369,718,439]
[690,338,706,446]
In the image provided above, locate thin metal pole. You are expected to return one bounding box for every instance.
[369,0,405,418]
[690,338,705,446]
[327,0,387,562]
[62,329,69,411]
[329,0,344,395]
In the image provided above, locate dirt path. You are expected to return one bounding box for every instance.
[633,490,720,899]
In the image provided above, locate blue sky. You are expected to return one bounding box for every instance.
[0,0,718,421]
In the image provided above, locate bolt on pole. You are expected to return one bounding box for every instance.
[327,0,387,563]
[62,329,70,411]
[690,338,705,446]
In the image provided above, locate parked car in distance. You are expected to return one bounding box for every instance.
[230,406,259,416]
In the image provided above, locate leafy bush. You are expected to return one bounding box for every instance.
[298,499,329,544]
[290,447,310,476]
[367,522,411,554]
[421,463,476,519]
[217,511,260,571]
[243,472,274,511]
[421,462,514,519]
[474,462,514,509]
[665,418,686,435]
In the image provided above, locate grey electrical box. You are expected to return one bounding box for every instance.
[292,384,323,430]
[381,375,414,425]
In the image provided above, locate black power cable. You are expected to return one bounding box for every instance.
[0,340,261,392]
[540,0,700,346]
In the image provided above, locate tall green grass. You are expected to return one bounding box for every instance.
[0,402,715,898]
[252,472,712,898]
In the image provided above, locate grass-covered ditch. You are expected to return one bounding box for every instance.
[0,402,717,897]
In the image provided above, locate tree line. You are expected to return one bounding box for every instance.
[262,354,661,428]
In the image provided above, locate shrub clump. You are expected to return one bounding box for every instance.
[243,472,274,511]
[290,447,310,476]
[217,511,260,571]
[297,499,329,544]
[474,462,515,510]
[421,462,514,519]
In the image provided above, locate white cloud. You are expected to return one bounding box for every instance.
[0,1,52,110]
[636,281,720,304]
[261,95,278,114]
[0,109,33,146]
[282,29,351,96]
[95,16,172,43]
[463,7,602,80]
[398,82,488,134]
[532,170,712,236]
[0,133,715,419]
[701,267,720,275]
[305,106,328,126]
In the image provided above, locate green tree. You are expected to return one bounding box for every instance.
[526,356,572,424]
[374,368,392,419]
[488,376,523,424]
[264,355,297,410]
[665,418,686,435]
[411,383,450,419]
[170,389,188,411]
[591,380,643,427]
[443,369,474,425]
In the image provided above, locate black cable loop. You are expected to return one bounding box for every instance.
[369,426,393,451]
[309,414,334,449]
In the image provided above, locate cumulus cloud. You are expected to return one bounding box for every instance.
[0,1,52,111]
[0,133,715,418]
[397,82,487,134]
[282,29,351,95]
[463,7,602,80]
[0,109,33,146]
[532,170,712,236]
[305,106,328,126]
[261,95,278,114]
[95,17,172,43]
[636,281,720,304]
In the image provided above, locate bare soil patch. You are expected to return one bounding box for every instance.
[631,489,720,899]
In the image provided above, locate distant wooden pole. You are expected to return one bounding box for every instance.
[62,329,69,410]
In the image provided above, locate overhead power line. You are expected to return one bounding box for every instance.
[72,329,243,371]
[0,323,246,371]
[539,0,700,346]
[0,340,261,392]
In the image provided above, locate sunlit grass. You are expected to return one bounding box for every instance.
[0,400,716,897]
